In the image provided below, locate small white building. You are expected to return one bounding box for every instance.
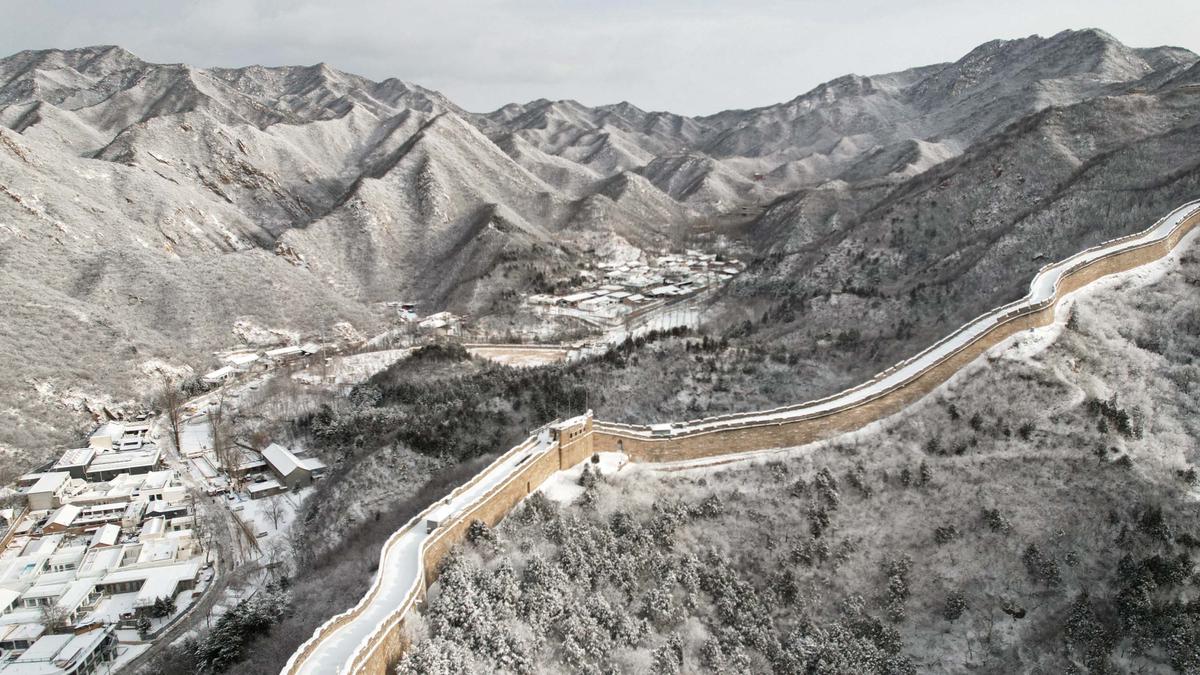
[25,473,71,512]
[202,365,237,385]
[88,423,125,451]
[43,504,82,533]
[264,345,305,363]
[50,448,95,480]
[225,352,262,370]
[88,524,121,549]
[0,624,116,673]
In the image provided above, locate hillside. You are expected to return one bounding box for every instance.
[396,227,1200,674]
[1,29,1197,469]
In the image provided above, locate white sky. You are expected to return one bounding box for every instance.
[0,0,1195,115]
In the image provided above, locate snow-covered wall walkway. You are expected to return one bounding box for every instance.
[597,199,1200,442]
[284,199,1200,675]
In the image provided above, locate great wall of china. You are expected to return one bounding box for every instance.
[282,199,1200,675]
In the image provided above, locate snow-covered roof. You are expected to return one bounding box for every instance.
[138,470,174,491]
[248,479,284,495]
[90,422,125,442]
[0,623,46,647]
[51,448,94,471]
[559,291,600,304]
[136,538,179,564]
[265,345,304,358]
[53,579,95,613]
[202,365,237,382]
[88,524,120,549]
[85,447,160,476]
[25,472,69,496]
[20,583,66,602]
[0,588,18,612]
[3,625,113,674]
[225,352,261,366]
[99,559,200,608]
[76,547,123,578]
[45,504,81,529]
[140,516,165,540]
[262,443,324,477]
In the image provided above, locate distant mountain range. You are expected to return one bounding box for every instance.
[1,28,1198,457]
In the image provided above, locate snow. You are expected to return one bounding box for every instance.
[110,641,151,671]
[639,203,1200,471]
[292,348,413,385]
[288,432,556,675]
[467,345,570,368]
[602,200,1200,437]
[539,452,628,504]
[179,417,213,456]
[289,202,1199,671]
[238,488,305,541]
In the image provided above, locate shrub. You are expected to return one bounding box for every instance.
[1022,543,1062,588]
[943,591,967,621]
[934,525,960,545]
[981,507,1013,534]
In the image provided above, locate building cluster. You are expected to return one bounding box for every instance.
[202,343,323,386]
[0,424,209,673]
[527,250,743,319]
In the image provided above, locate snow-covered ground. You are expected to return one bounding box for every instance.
[539,452,629,504]
[286,200,1200,674]
[292,348,414,386]
[235,487,306,543]
[601,200,1200,437]
[179,417,213,455]
[467,345,570,367]
[110,637,151,672]
[288,433,556,675]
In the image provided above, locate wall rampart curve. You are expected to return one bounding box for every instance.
[285,201,1199,674]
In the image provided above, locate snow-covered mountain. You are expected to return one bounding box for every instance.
[0,29,1197,456]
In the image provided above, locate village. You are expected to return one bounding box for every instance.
[0,242,745,674]
[524,249,743,329]
[0,394,326,673]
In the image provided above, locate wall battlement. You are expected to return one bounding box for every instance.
[285,200,1200,675]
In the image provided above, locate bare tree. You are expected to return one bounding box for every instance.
[39,604,70,633]
[210,392,241,485]
[190,493,225,565]
[158,372,184,455]
[265,494,286,530]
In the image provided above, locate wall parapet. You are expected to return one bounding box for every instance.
[285,199,1200,675]
[595,199,1200,447]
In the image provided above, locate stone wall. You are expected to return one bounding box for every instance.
[287,203,1198,675]
[592,207,1200,463]
[348,416,594,674]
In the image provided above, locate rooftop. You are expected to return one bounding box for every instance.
[25,473,69,496]
[262,444,326,477]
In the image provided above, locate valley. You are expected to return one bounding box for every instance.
[0,24,1198,675]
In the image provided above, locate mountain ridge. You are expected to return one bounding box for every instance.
[0,28,1197,459]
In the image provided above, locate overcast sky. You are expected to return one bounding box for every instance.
[1,0,1196,114]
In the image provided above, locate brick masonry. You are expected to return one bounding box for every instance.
[288,205,1198,675]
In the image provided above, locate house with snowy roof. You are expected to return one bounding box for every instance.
[261,444,327,489]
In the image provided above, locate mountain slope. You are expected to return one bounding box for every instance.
[0,30,1197,461]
